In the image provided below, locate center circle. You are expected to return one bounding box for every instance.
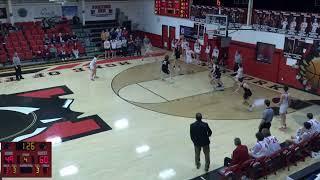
[0,110,36,141]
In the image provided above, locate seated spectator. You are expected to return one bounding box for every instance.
[249,132,269,158]
[51,34,57,44]
[49,44,57,59]
[42,45,50,61]
[71,32,78,42]
[72,42,79,59]
[224,137,250,167]
[44,34,50,45]
[58,45,67,61]
[261,128,281,155]
[58,33,64,43]
[306,113,320,134]
[285,122,313,145]
[63,32,70,42]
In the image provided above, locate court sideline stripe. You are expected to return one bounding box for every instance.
[136,83,169,102]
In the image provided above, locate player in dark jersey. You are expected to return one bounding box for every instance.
[161,55,172,81]
[234,77,254,111]
[209,62,224,91]
[174,43,182,74]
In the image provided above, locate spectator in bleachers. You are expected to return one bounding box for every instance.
[71,32,78,42]
[249,132,269,158]
[13,52,23,81]
[58,46,67,61]
[44,34,50,45]
[51,34,57,44]
[259,99,274,132]
[105,29,110,40]
[63,32,70,42]
[135,36,142,56]
[121,37,127,57]
[261,128,281,155]
[127,35,135,56]
[223,137,250,167]
[49,44,57,59]
[306,113,320,134]
[58,33,64,43]
[101,30,107,43]
[72,45,79,59]
[42,45,50,61]
[286,122,313,145]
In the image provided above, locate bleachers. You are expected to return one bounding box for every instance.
[0,21,86,66]
[219,132,320,179]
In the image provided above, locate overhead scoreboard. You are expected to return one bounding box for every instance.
[155,0,190,18]
[1,142,52,177]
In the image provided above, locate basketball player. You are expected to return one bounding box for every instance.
[234,77,254,111]
[235,63,244,83]
[209,62,224,91]
[104,39,111,59]
[205,43,211,66]
[311,18,319,33]
[161,55,172,81]
[89,55,97,81]
[194,40,201,65]
[174,41,182,74]
[281,17,288,30]
[289,17,297,31]
[171,39,177,58]
[185,46,194,74]
[143,35,152,60]
[261,129,281,155]
[278,86,290,130]
[300,17,308,33]
[182,38,189,59]
[212,46,219,64]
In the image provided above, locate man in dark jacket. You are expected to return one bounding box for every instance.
[190,113,212,171]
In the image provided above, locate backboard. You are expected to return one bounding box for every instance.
[205,14,228,38]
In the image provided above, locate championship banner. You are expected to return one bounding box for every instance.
[62,6,78,19]
[0,8,7,19]
[85,4,115,21]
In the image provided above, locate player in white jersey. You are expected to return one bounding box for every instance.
[279,86,290,130]
[171,39,177,58]
[261,129,281,155]
[116,39,122,56]
[184,46,194,74]
[182,39,189,59]
[300,18,308,33]
[289,17,297,31]
[281,18,288,30]
[104,39,111,59]
[111,39,117,58]
[286,122,313,145]
[205,43,211,66]
[306,113,320,134]
[194,40,201,65]
[89,55,97,81]
[235,63,244,82]
[250,132,269,158]
[311,18,319,33]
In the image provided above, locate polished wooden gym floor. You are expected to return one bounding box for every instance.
[0,49,319,180]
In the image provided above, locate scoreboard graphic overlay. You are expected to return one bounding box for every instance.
[1,142,52,177]
[155,0,190,18]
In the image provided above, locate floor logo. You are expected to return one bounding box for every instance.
[0,86,111,143]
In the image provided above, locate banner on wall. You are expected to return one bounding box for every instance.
[62,6,78,19]
[85,4,115,21]
[0,8,7,19]
[13,5,62,22]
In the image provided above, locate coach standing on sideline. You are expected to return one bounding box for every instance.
[190,113,212,172]
[13,52,23,81]
[259,99,274,132]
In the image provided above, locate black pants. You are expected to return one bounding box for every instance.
[136,48,142,56]
[259,122,271,132]
[15,65,22,80]
[233,62,239,72]
[224,157,232,167]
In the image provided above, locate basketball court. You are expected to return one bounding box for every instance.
[0,48,319,179]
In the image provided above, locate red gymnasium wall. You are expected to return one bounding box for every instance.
[135,30,318,94]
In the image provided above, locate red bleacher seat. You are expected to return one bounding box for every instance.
[24,51,33,60]
[0,54,7,64]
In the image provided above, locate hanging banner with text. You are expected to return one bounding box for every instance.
[85,4,115,21]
